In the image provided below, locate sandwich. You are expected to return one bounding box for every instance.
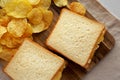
[46,8,106,69]
[4,39,65,80]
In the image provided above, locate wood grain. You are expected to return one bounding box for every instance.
[0,0,115,80]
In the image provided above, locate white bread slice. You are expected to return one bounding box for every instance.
[46,9,106,69]
[4,39,65,80]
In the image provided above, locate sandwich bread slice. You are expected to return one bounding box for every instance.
[4,39,65,80]
[46,9,106,69]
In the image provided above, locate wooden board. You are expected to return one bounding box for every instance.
[0,0,115,80]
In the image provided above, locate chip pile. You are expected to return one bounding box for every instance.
[0,0,53,61]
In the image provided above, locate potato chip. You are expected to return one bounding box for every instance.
[0,46,17,61]
[0,9,10,27]
[28,0,40,5]
[22,23,33,38]
[35,0,51,9]
[68,2,86,15]
[32,21,45,33]
[0,9,6,18]
[7,19,30,38]
[0,45,2,53]
[41,9,53,30]
[0,0,9,7]
[27,8,43,25]
[0,15,11,27]
[4,0,32,18]
[0,33,24,48]
[0,26,7,38]
[53,0,68,7]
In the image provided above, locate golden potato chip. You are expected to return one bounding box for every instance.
[28,0,40,5]
[35,0,51,9]
[27,8,43,25]
[32,21,45,33]
[0,46,17,61]
[4,0,32,18]
[0,33,24,48]
[22,23,33,38]
[68,2,86,15]
[0,26,7,38]
[0,10,9,26]
[53,0,68,7]
[0,9,6,18]
[0,15,11,27]
[0,45,2,53]
[0,0,9,7]
[7,19,30,38]
[41,9,53,30]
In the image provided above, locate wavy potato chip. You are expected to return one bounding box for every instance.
[0,9,9,26]
[7,19,30,38]
[0,33,24,48]
[53,0,68,7]
[0,9,6,18]
[0,46,17,61]
[68,2,86,15]
[0,16,11,27]
[41,9,53,29]
[0,0,9,7]
[32,21,45,33]
[27,8,43,25]
[35,0,51,9]
[4,0,32,18]
[28,0,40,5]
[0,45,2,53]
[22,23,33,38]
[0,26,7,38]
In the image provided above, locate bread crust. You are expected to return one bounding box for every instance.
[46,8,106,69]
[4,38,65,80]
[51,60,67,80]
[84,28,106,69]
